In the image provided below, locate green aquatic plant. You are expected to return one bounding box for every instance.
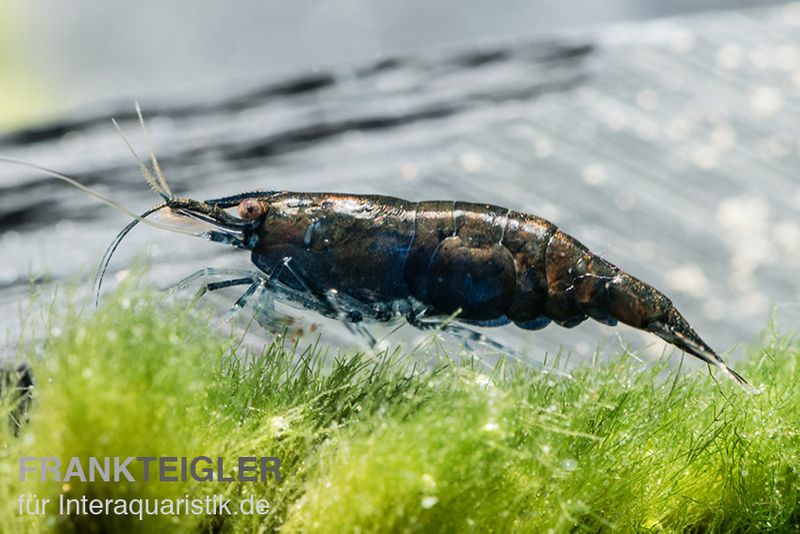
[0,285,798,532]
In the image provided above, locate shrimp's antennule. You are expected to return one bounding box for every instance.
[135,101,173,199]
[111,111,171,202]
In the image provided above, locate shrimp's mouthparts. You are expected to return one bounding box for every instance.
[166,198,253,239]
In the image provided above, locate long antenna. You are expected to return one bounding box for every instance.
[0,157,194,236]
[92,204,166,305]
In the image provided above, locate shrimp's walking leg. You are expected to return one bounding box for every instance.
[222,277,268,321]
[168,267,291,331]
[279,257,379,348]
[324,290,378,347]
[220,276,299,332]
[405,307,558,373]
[167,267,262,299]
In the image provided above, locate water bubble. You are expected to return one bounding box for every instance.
[748,87,783,118]
[670,30,695,54]
[710,125,736,151]
[421,496,438,509]
[757,136,791,160]
[776,45,800,70]
[665,263,710,297]
[703,299,726,321]
[748,46,772,70]
[716,44,743,70]
[421,473,437,491]
[791,72,800,92]
[482,422,499,432]
[459,152,483,173]
[534,137,554,158]
[604,109,627,131]
[636,89,659,110]
[474,374,493,389]
[270,416,290,436]
[561,459,578,472]
[581,164,608,186]
[664,117,692,141]
[691,146,719,170]
[401,162,419,181]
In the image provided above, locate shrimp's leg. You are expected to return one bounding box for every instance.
[405,307,509,353]
[220,276,297,331]
[167,267,262,300]
[405,307,556,373]
[222,278,262,318]
[278,257,379,348]
[168,267,292,331]
[324,289,378,347]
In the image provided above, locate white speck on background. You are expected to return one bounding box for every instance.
[716,43,743,70]
[534,137,554,158]
[665,264,710,297]
[710,125,736,150]
[748,87,783,118]
[670,29,695,53]
[401,162,419,181]
[691,145,719,169]
[582,164,608,186]
[421,496,438,509]
[459,151,483,173]
[636,89,659,110]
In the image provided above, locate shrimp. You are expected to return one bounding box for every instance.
[159,193,749,387]
[0,109,750,389]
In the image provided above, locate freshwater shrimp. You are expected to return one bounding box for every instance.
[0,109,750,389]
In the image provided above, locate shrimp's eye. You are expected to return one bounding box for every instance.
[237,198,265,220]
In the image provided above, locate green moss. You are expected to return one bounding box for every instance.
[1,284,798,532]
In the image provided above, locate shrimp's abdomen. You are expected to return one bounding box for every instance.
[405,202,523,321]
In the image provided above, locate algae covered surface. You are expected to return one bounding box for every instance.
[0,286,798,533]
